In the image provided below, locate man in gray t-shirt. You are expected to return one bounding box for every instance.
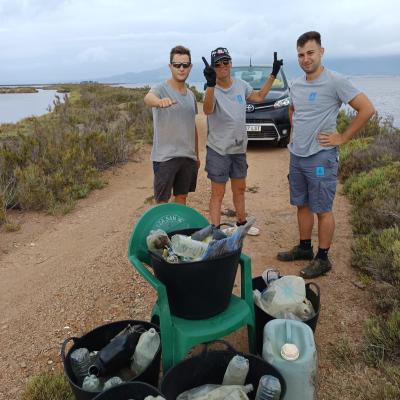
[202,47,283,233]
[144,45,199,204]
[277,31,375,278]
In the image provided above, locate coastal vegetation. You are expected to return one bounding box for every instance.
[0,86,38,93]
[0,84,153,225]
[337,110,400,398]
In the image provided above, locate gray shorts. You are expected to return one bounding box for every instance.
[205,146,248,183]
[288,149,339,213]
[153,157,198,202]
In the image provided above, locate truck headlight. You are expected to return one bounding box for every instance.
[274,97,290,109]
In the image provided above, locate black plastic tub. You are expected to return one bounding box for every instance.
[160,340,286,400]
[92,382,163,400]
[252,276,320,355]
[150,228,241,319]
[61,320,161,400]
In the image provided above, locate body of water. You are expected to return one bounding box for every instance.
[1,76,399,127]
[0,88,62,124]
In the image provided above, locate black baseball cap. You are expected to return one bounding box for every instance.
[211,47,231,66]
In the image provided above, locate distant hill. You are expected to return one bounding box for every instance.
[96,55,400,85]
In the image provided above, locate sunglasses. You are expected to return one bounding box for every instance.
[171,62,191,69]
[214,59,231,68]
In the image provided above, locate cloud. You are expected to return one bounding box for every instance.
[76,46,110,63]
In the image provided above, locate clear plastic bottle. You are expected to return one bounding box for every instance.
[255,375,281,400]
[222,355,249,386]
[82,374,101,392]
[171,234,208,259]
[103,376,123,390]
[177,384,253,400]
[130,328,160,375]
[202,217,256,260]
[70,347,91,385]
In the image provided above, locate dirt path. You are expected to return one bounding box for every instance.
[0,109,370,399]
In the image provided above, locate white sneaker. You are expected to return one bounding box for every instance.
[222,224,260,236]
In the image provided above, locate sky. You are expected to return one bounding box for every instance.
[1,0,399,84]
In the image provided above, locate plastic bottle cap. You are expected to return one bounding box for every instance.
[281,343,299,361]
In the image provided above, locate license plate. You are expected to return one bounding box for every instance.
[246,125,261,132]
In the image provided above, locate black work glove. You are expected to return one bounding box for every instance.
[271,51,283,77]
[202,56,216,87]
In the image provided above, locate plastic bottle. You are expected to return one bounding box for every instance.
[222,355,249,386]
[202,217,256,260]
[255,375,281,400]
[103,376,123,390]
[70,347,91,384]
[261,268,280,287]
[89,324,141,377]
[171,234,209,259]
[82,374,101,392]
[191,225,227,242]
[262,319,317,400]
[177,384,253,400]
[130,328,160,375]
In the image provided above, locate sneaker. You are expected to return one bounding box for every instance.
[300,257,332,279]
[277,245,314,261]
[221,224,260,237]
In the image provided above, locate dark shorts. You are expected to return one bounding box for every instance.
[153,157,198,202]
[205,146,248,183]
[288,149,339,213]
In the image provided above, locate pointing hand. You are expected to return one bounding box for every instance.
[158,97,177,108]
[271,51,283,77]
[202,56,216,87]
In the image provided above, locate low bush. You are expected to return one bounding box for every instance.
[20,371,74,400]
[0,84,153,219]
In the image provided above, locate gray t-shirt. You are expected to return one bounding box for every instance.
[289,68,360,157]
[207,78,253,155]
[150,81,198,162]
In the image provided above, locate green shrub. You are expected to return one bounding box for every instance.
[20,371,74,400]
[352,226,400,284]
[365,310,400,366]
[340,132,400,182]
[0,84,153,216]
[344,162,400,233]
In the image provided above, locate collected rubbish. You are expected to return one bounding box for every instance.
[253,274,315,321]
[70,347,91,385]
[254,375,281,400]
[103,376,123,390]
[130,328,161,375]
[222,355,249,386]
[147,217,256,264]
[177,383,253,400]
[69,324,160,392]
[88,324,143,377]
[263,319,317,400]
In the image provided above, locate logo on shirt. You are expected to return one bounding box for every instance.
[236,94,244,104]
[308,92,317,102]
[315,166,325,177]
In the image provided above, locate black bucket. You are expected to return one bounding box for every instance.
[252,276,320,355]
[160,340,286,400]
[92,382,162,400]
[61,320,161,400]
[150,228,241,319]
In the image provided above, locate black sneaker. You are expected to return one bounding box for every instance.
[300,257,332,279]
[277,245,314,261]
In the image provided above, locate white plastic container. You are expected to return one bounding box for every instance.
[262,319,317,400]
[222,355,249,385]
[130,328,160,375]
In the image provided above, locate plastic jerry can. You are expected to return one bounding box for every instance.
[262,319,317,400]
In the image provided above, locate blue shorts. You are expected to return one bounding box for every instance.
[205,146,248,183]
[288,149,339,213]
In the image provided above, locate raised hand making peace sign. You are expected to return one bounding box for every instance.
[202,56,216,88]
[271,52,283,78]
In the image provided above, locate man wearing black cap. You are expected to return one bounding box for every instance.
[202,47,282,234]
